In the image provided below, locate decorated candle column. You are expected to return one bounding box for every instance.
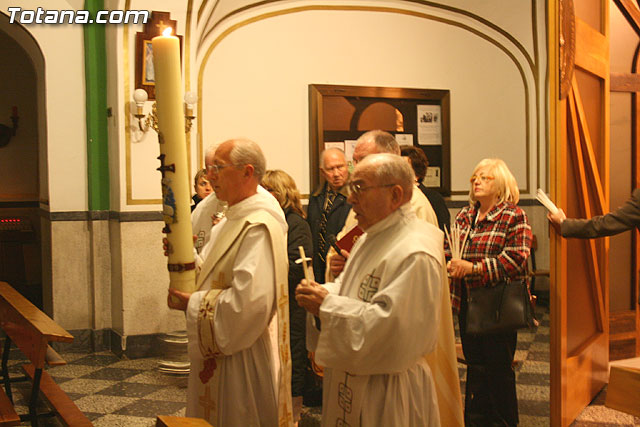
[152,27,196,294]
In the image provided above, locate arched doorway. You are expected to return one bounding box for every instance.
[0,13,48,310]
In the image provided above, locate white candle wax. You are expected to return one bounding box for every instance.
[152,30,196,293]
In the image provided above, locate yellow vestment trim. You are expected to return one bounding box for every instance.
[196,211,293,427]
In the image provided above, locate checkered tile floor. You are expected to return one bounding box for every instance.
[455,304,551,426]
[2,303,639,426]
[2,351,187,426]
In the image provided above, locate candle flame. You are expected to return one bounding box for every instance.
[163,27,172,37]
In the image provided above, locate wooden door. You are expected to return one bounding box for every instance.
[549,0,610,425]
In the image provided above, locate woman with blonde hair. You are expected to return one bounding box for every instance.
[446,158,532,426]
[262,169,312,423]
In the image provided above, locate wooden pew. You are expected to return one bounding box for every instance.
[0,281,92,426]
[156,415,213,426]
[0,386,19,426]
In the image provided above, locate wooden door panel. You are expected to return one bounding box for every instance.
[565,335,608,420]
[575,18,609,78]
[551,1,610,425]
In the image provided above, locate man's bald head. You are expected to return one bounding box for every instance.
[204,138,265,206]
[356,153,414,204]
[347,153,413,230]
[204,138,266,182]
[353,130,400,164]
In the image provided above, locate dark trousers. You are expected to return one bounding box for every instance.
[289,298,307,397]
[459,286,519,426]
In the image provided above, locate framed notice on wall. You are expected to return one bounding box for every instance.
[309,84,451,195]
[417,105,442,146]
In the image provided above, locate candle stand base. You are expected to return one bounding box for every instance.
[157,330,190,375]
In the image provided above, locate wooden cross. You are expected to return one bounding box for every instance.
[295,246,313,282]
[198,384,216,420]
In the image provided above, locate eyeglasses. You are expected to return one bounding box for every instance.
[206,163,235,174]
[348,181,395,196]
[470,175,495,183]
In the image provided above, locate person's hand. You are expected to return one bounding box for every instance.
[447,258,473,279]
[211,212,224,227]
[168,288,192,311]
[329,249,350,276]
[295,279,329,317]
[547,208,566,233]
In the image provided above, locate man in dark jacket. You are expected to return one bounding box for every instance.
[548,188,640,238]
[307,148,351,283]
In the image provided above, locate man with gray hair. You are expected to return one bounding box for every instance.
[325,130,438,281]
[307,147,351,283]
[191,142,281,253]
[296,153,458,426]
[168,139,293,426]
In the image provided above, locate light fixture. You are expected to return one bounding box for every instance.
[184,91,197,133]
[132,88,196,134]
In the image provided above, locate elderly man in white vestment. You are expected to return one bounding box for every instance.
[325,130,437,281]
[168,139,293,427]
[191,150,280,253]
[296,153,448,426]
[323,132,464,426]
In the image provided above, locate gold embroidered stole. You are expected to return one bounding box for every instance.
[423,258,464,427]
[196,211,293,427]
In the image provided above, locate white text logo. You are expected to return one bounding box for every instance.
[7,7,149,24]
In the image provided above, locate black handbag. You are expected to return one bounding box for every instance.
[465,280,534,335]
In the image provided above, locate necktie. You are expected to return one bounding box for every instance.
[317,189,336,262]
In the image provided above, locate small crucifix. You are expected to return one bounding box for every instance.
[156,153,175,178]
[295,246,314,283]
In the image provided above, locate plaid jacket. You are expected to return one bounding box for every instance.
[445,201,532,313]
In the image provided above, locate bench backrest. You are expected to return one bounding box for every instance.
[0,282,73,369]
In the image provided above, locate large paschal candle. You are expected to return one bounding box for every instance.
[152,27,195,294]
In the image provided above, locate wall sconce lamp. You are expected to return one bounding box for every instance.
[133,89,197,134]
[0,107,19,148]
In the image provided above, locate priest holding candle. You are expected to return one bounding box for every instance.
[167,139,292,427]
[154,28,292,426]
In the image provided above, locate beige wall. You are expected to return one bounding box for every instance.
[1,0,552,339]
[121,0,546,206]
[608,4,638,311]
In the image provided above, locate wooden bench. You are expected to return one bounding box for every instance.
[156,415,213,426]
[0,281,92,426]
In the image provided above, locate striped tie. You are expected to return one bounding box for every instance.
[317,189,336,262]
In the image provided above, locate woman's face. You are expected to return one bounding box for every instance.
[471,167,497,201]
[195,176,213,199]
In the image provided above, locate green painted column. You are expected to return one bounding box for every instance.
[84,0,110,211]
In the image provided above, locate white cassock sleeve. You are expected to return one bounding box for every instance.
[316,253,441,375]
[187,225,275,356]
